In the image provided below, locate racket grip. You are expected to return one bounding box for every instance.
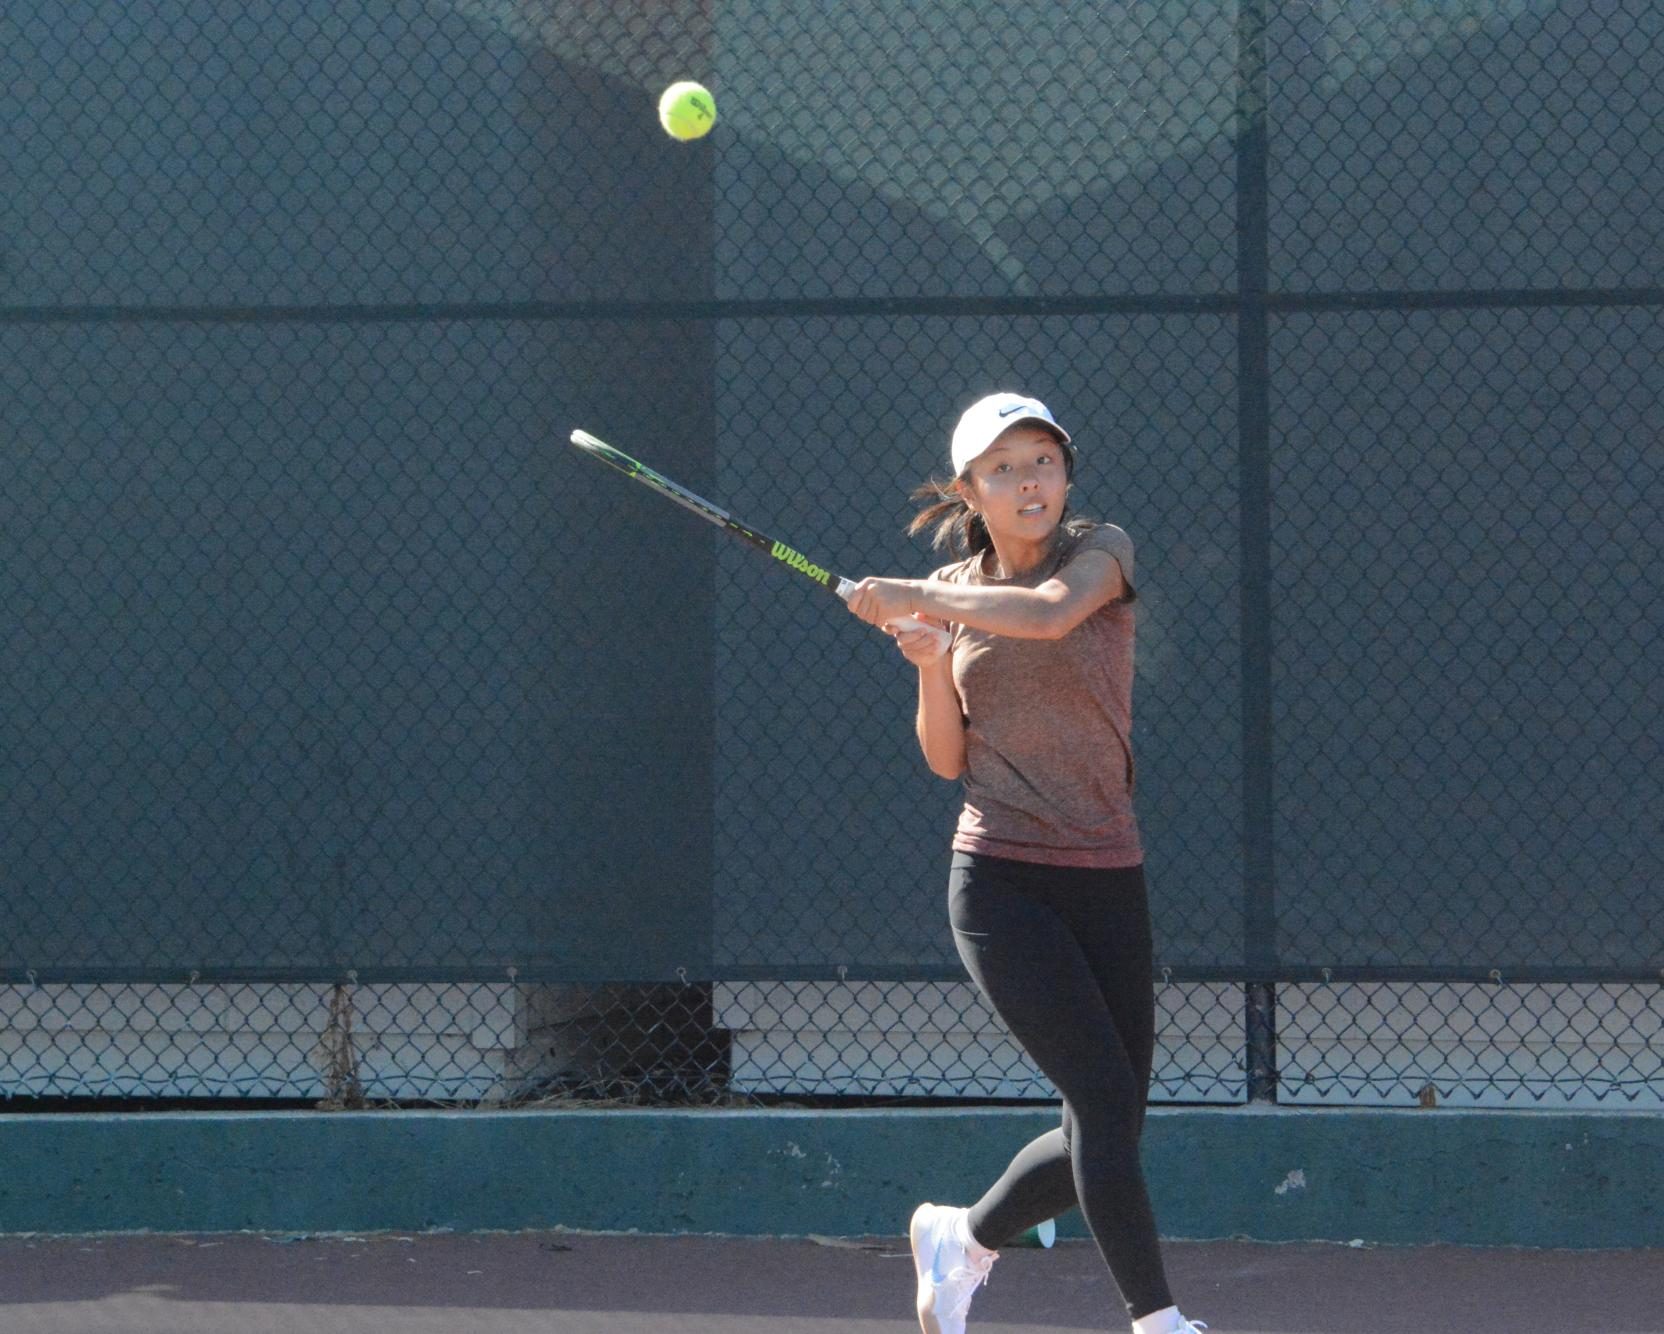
[835,578,938,639]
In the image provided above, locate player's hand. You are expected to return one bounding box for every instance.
[892,616,952,667]
[845,577,919,628]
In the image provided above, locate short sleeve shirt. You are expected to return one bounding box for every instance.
[931,522,1142,868]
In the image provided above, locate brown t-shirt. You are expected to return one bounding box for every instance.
[932,522,1142,868]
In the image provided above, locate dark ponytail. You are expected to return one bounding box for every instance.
[906,476,995,558]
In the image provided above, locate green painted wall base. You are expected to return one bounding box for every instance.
[2,1106,1658,1248]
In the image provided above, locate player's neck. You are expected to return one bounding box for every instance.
[984,527,1059,580]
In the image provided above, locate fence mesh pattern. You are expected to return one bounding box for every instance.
[3,1,1660,1111]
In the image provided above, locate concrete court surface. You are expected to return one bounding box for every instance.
[1,1232,1661,1334]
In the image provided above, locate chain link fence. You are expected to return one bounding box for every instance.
[3,1,1660,1112]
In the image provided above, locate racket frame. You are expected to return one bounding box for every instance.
[570,429,859,602]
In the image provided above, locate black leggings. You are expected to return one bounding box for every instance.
[950,852,1173,1322]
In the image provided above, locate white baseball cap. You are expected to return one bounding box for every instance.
[950,393,1072,475]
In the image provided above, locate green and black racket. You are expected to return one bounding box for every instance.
[569,429,924,631]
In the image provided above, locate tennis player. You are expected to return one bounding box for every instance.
[845,393,1207,1334]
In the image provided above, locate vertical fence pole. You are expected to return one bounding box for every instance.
[1245,980,1279,1103]
[1236,0,1280,1103]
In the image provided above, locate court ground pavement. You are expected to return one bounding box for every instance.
[2,1231,1661,1333]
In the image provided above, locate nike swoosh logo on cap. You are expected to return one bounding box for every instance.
[997,403,1030,417]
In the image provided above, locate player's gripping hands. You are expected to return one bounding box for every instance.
[844,576,919,629]
[845,577,952,663]
[891,615,952,667]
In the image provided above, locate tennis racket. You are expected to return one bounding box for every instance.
[569,429,926,633]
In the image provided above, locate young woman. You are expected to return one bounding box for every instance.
[844,393,1206,1334]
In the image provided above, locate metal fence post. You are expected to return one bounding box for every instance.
[1237,0,1279,1102]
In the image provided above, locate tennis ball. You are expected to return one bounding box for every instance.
[658,81,716,141]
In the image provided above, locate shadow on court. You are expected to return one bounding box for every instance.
[1,1232,1660,1333]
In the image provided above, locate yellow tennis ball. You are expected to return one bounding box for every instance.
[658,81,716,141]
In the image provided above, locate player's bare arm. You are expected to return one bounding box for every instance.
[906,634,965,779]
[847,549,1125,641]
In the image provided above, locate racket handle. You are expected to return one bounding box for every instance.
[834,578,943,641]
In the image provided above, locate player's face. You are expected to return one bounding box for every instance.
[959,425,1070,538]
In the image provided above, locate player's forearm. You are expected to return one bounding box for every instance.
[909,581,1066,639]
[915,659,966,780]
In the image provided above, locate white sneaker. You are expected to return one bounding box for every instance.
[1131,1310,1211,1330]
[1137,1316,1209,1334]
[909,1202,997,1334]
